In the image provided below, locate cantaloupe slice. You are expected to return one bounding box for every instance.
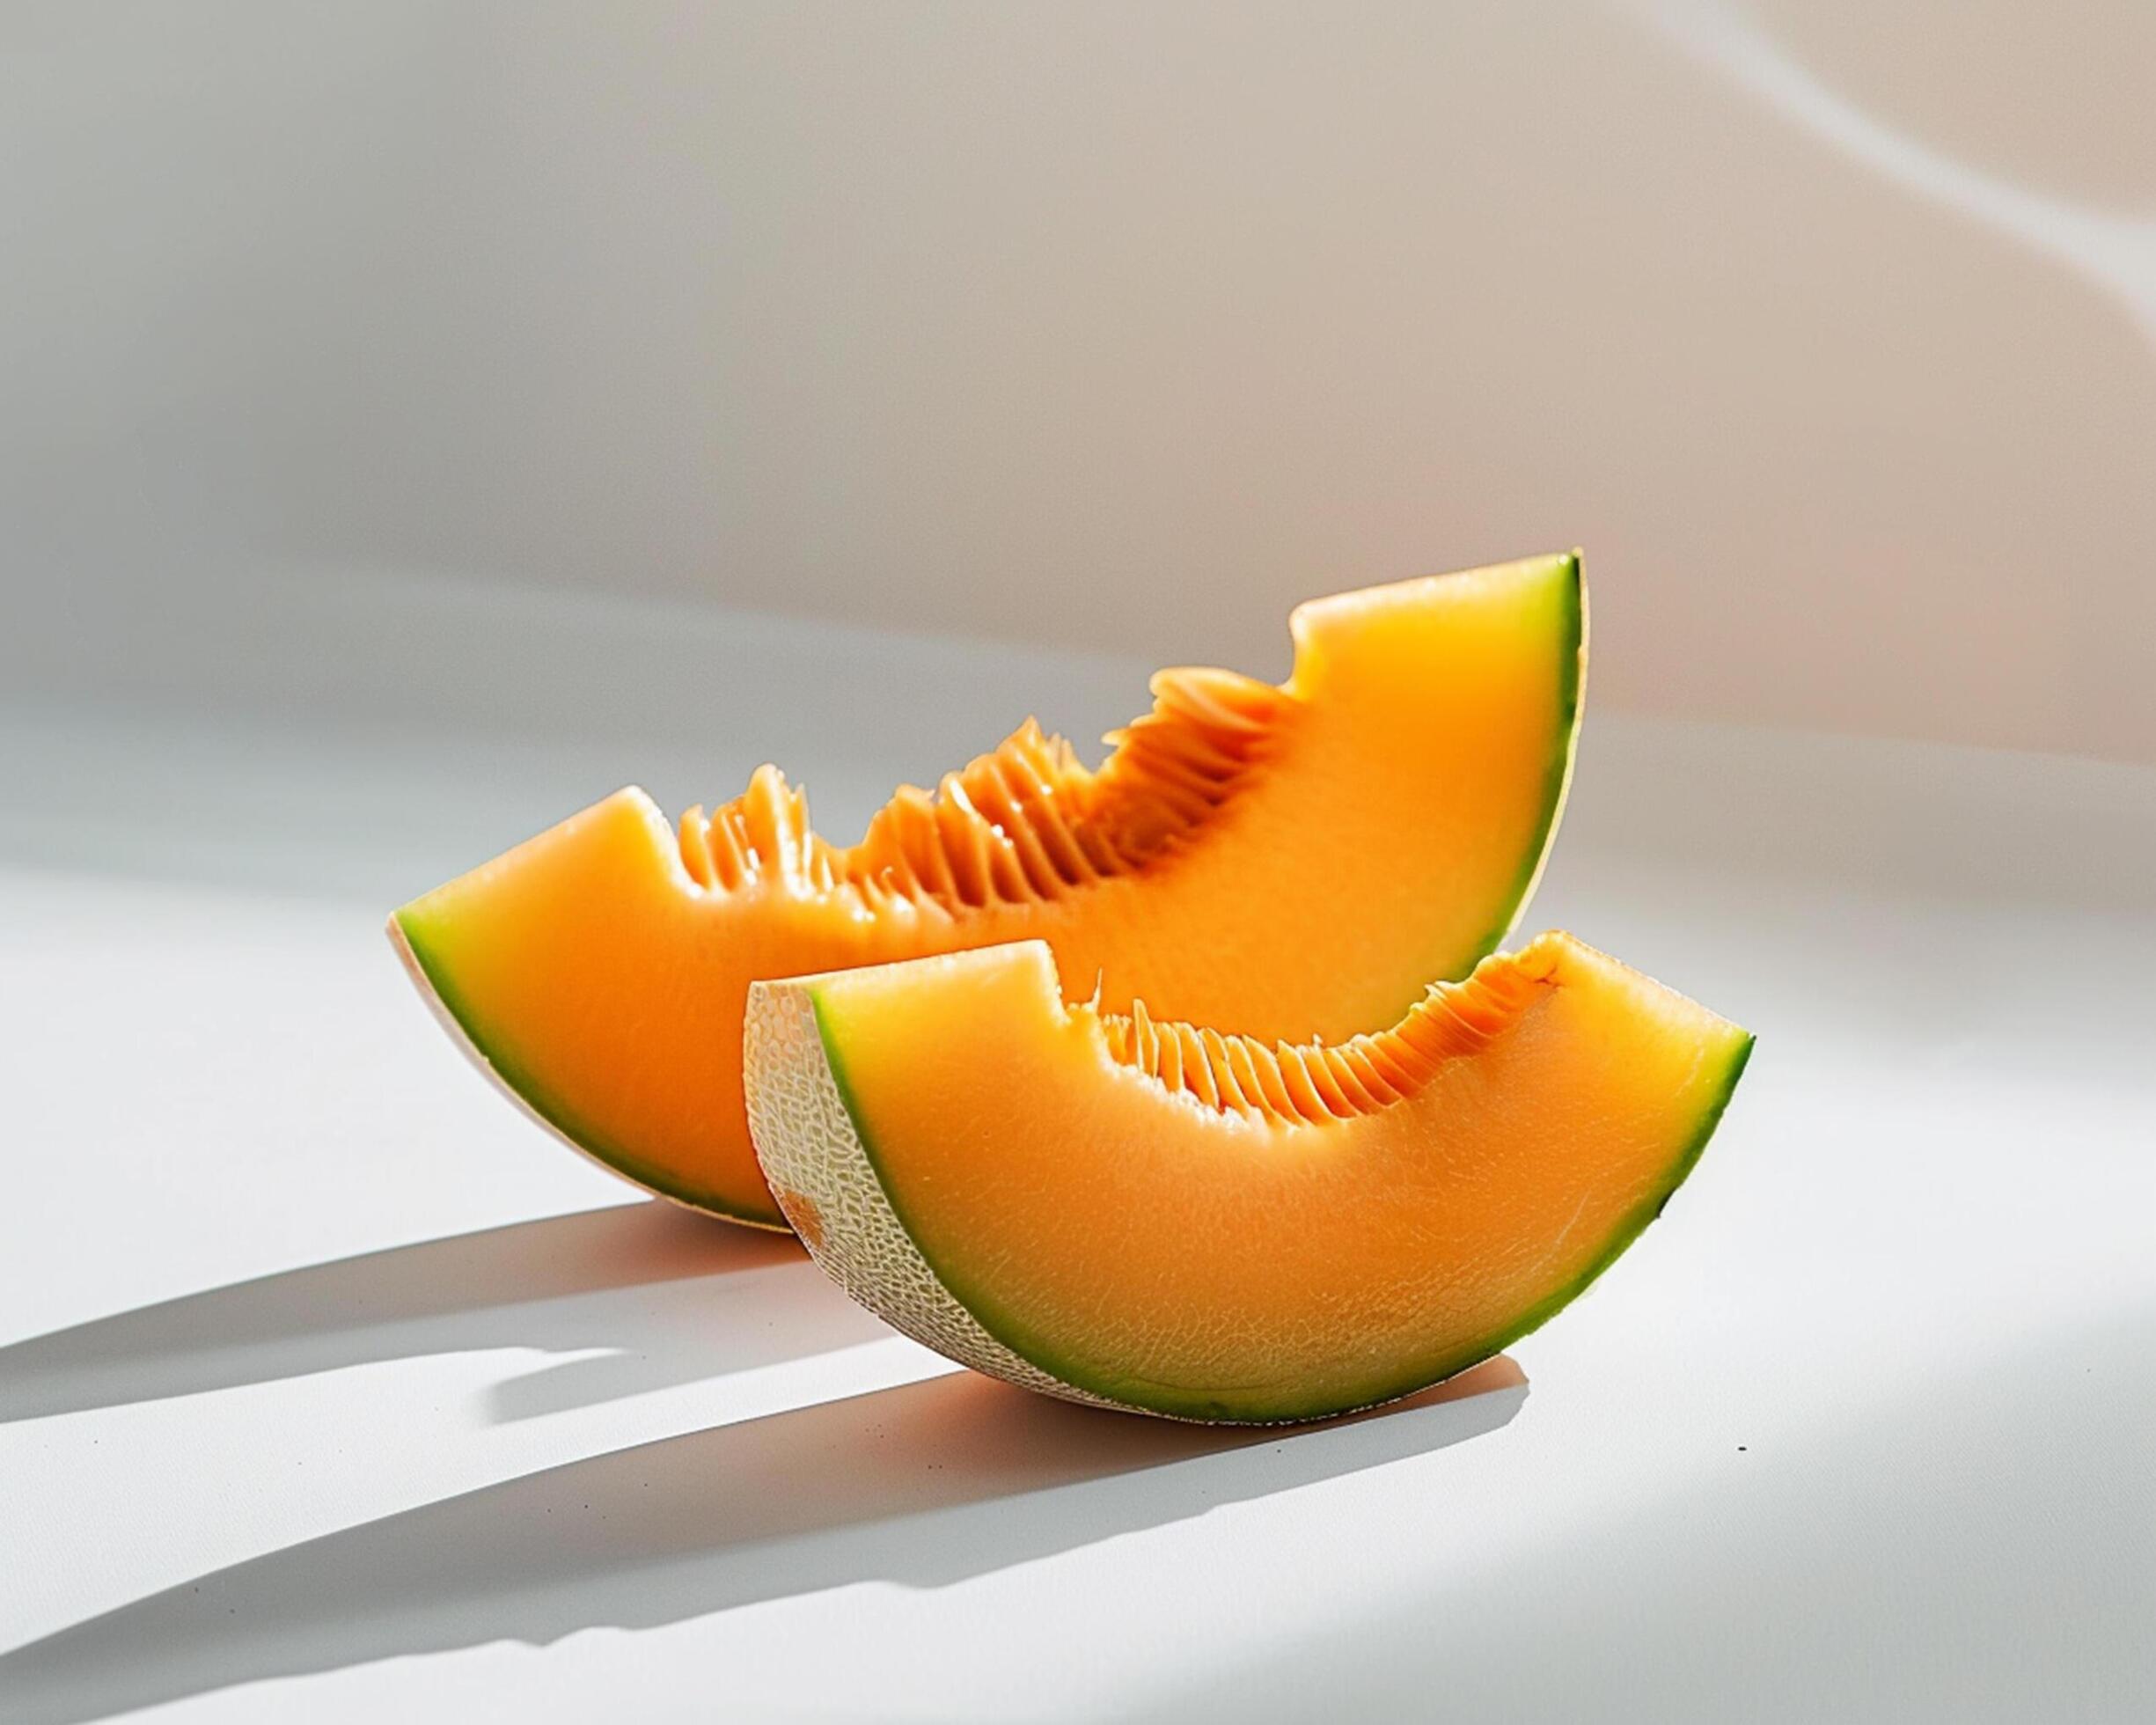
[745,933,1750,1423]
[392,553,1584,1228]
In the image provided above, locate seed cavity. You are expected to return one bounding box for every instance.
[1094,955,1556,1127]
[676,668,1294,913]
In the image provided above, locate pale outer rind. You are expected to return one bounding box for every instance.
[742,980,1131,1413]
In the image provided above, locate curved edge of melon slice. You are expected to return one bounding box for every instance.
[389,889,791,1230]
[1491,550,1586,960]
[1287,549,1586,973]
[1258,556,1587,983]
[744,934,1752,1425]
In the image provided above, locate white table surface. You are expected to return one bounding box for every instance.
[2,606,2152,1722]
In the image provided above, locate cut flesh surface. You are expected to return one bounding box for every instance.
[745,934,1751,1423]
[392,554,1585,1226]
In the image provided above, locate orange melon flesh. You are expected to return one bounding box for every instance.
[745,933,1751,1423]
[392,553,1585,1228]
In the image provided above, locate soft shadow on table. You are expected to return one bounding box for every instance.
[0,1357,1525,1725]
[1119,1313,2156,1725]
[0,1200,887,1425]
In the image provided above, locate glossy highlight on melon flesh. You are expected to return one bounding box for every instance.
[392,553,1585,1228]
[745,934,1751,1423]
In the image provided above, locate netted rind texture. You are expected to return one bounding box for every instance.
[744,982,1118,1412]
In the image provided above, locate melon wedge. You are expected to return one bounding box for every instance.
[392,553,1585,1228]
[745,933,1750,1423]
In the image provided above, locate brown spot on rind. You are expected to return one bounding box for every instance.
[775,1188,825,1252]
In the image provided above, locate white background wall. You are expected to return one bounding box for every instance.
[7,1,2152,760]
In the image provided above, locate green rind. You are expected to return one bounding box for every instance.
[391,907,788,1230]
[1456,549,1586,979]
[820,980,1752,1424]
[1345,1028,1757,1424]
